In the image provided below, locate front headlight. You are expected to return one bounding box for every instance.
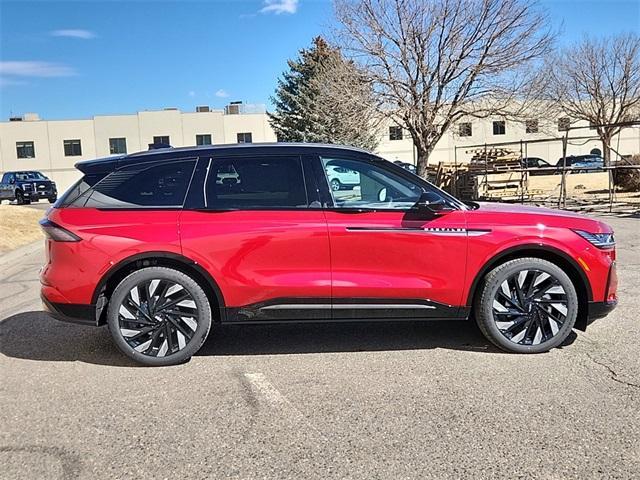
[573,230,615,249]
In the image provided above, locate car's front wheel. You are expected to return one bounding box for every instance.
[107,267,212,366]
[330,178,341,191]
[474,258,578,353]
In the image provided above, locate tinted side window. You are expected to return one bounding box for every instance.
[204,156,307,209]
[84,160,196,208]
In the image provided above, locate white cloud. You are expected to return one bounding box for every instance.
[51,29,96,39]
[260,0,298,15]
[188,90,196,97]
[0,61,76,77]
[215,89,229,98]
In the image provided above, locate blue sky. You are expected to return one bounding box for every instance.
[1,0,639,120]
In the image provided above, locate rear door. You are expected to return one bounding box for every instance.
[316,154,469,319]
[180,153,331,322]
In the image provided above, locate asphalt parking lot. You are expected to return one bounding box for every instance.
[0,214,638,479]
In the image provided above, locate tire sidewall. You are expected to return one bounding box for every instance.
[107,267,212,366]
[476,259,578,353]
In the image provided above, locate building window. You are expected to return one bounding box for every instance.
[109,138,127,154]
[237,132,252,144]
[153,135,170,145]
[558,117,570,131]
[492,121,506,135]
[389,126,403,141]
[458,123,472,137]
[16,141,35,159]
[196,134,212,146]
[63,139,82,156]
[525,119,539,134]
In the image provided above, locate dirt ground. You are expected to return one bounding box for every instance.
[0,204,45,253]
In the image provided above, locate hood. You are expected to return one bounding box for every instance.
[475,201,585,218]
[470,202,613,233]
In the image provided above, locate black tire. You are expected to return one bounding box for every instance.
[474,257,578,353]
[48,196,57,204]
[15,191,25,205]
[107,267,212,366]
[330,178,341,191]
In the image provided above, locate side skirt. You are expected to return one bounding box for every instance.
[224,297,470,323]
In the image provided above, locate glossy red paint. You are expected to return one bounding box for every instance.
[41,200,615,315]
[178,210,331,307]
[41,207,181,305]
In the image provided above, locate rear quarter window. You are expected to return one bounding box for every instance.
[81,160,196,208]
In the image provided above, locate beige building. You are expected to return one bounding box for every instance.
[1,103,639,192]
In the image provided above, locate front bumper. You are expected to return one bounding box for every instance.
[587,300,618,322]
[41,294,97,326]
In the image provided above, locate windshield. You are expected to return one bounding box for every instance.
[15,171,47,181]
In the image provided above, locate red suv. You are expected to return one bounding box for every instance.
[40,144,618,365]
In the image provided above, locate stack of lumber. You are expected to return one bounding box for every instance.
[466,148,522,172]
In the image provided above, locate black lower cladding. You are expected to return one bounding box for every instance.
[41,295,97,326]
[225,297,467,323]
[587,300,617,322]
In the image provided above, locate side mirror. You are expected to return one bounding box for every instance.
[9,179,15,184]
[414,193,455,215]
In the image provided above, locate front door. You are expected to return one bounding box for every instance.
[180,155,331,322]
[318,155,468,319]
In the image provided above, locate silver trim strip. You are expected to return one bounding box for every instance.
[345,227,491,237]
[261,303,436,310]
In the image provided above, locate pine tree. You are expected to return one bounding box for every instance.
[269,37,379,150]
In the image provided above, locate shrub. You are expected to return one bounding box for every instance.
[614,154,640,192]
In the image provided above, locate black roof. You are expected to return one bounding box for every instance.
[76,142,376,174]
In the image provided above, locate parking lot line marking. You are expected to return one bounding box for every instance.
[243,372,327,439]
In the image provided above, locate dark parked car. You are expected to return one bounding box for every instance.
[521,157,553,175]
[0,171,57,204]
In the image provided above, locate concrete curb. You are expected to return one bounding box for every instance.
[0,240,43,268]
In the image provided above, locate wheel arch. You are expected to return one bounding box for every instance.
[92,251,226,326]
[466,244,592,331]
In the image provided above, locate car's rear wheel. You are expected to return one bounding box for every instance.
[330,178,341,191]
[474,258,578,353]
[107,267,212,366]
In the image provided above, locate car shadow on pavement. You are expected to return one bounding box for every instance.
[0,310,578,365]
[0,311,139,367]
[197,320,504,356]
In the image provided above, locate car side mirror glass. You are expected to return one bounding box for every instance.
[377,187,387,202]
[9,179,15,184]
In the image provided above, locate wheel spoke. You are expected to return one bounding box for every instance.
[492,268,568,347]
[118,278,199,358]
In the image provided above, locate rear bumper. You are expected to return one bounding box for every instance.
[41,294,97,326]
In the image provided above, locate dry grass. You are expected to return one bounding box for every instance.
[0,204,45,254]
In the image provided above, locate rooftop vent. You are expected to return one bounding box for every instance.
[196,105,210,113]
[225,101,243,115]
[163,107,178,111]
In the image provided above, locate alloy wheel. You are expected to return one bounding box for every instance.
[118,279,199,357]
[492,269,568,346]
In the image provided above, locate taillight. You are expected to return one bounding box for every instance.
[39,219,81,242]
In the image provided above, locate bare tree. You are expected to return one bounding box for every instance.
[546,34,640,165]
[334,0,554,177]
